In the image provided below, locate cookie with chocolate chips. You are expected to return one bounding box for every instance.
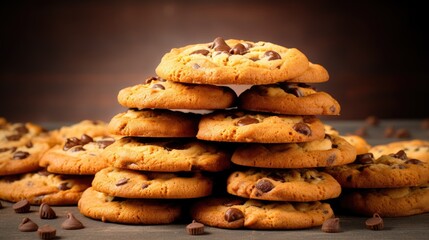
[0,171,92,205]
[108,109,200,138]
[39,135,116,175]
[155,37,309,85]
[232,134,356,168]
[197,110,325,143]
[102,137,230,172]
[227,168,341,202]
[117,76,237,110]
[91,167,213,199]
[238,83,340,115]
[326,151,429,188]
[190,196,334,229]
[340,182,429,217]
[78,187,182,224]
[369,140,429,162]
[0,119,49,148]
[50,120,110,145]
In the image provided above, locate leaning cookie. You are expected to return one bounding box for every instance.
[197,111,325,143]
[339,182,429,217]
[0,171,92,205]
[117,76,237,110]
[369,140,429,162]
[78,187,182,224]
[102,137,230,172]
[92,167,213,199]
[232,134,356,168]
[108,109,200,137]
[227,168,341,202]
[190,196,334,229]
[39,135,115,175]
[156,37,309,85]
[238,83,340,115]
[326,151,429,188]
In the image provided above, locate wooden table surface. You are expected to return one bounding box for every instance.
[1,119,429,240]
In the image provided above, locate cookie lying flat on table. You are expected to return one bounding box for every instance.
[238,83,340,115]
[156,37,309,85]
[117,76,237,110]
[340,182,429,217]
[190,196,334,229]
[232,134,356,168]
[39,135,115,175]
[92,167,213,199]
[108,109,200,138]
[227,168,341,202]
[78,187,182,224]
[326,151,429,188]
[0,171,92,205]
[197,111,325,143]
[102,137,230,172]
[369,140,429,162]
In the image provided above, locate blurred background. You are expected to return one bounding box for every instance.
[1,0,428,124]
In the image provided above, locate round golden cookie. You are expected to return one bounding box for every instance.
[108,109,200,137]
[78,187,182,224]
[227,168,341,202]
[339,183,429,217]
[326,151,429,188]
[0,120,49,148]
[197,111,325,143]
[155,37,309,85]
[232,135,356,168]
[369,140,429,162]
[92,167,213,199]
[39,135,116,175]
[117,76,237,110]
[102,137,230,172]
[190,196,334,229]
[238,83,340,115]
[0,171,92,205]
[288,62,329,83]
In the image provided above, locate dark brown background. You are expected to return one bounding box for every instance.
[1,0,428,124]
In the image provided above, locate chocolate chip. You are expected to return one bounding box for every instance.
[355,153,375,164]
[223,199,245,207]
[395,128,411,138]
[249,57,259,61]
[237,116,260,126]
[190,49,210,56]
[365,213,384,230]
[141,182,150,189]
[151,84,165,90]
[0,147,11,153]
[38,224,56,239]
[58,182,71,190]
[144,76,158,84]
[6,134,22,141]
[210,37,231,52]
[263,50,281,60]
[405,159,423,165]
[229,43,247,55]
[39,203,56,219]
[70,145,85,152]
[293,122,312,136]
[116,178,129,186]
[63,137,81,151]
[13,199,31,213]
[62,212,84,230]
[19,217,39,232]
[331,144,338,148]
[224,208,244,222]
[15,124,29,134]
[13,151,30,160]
[186,220,205,235]
[321,218,341,233]
[255,179,274,193]
[384,126,396,138]
[25,141,33,148]
[365,116,380,126]
[390,150,407,160]
[80,134,93,145]
[97,139,115,149]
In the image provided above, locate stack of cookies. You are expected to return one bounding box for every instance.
[78,78,234,224]
[0,119,106,205]
[153,37,357,229]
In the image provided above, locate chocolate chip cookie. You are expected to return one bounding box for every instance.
[92,167,213,199]
[50,120,109,144]
[369,140,429,162]
[117,76,237,110]
[78,187,182,224]
[231,134,356,168]
[156,37,309,85]
[102,137,230,172]
[197,111,325,143]
[238,83,340,115]
[227,168,341,201]
[190,196,334,229]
